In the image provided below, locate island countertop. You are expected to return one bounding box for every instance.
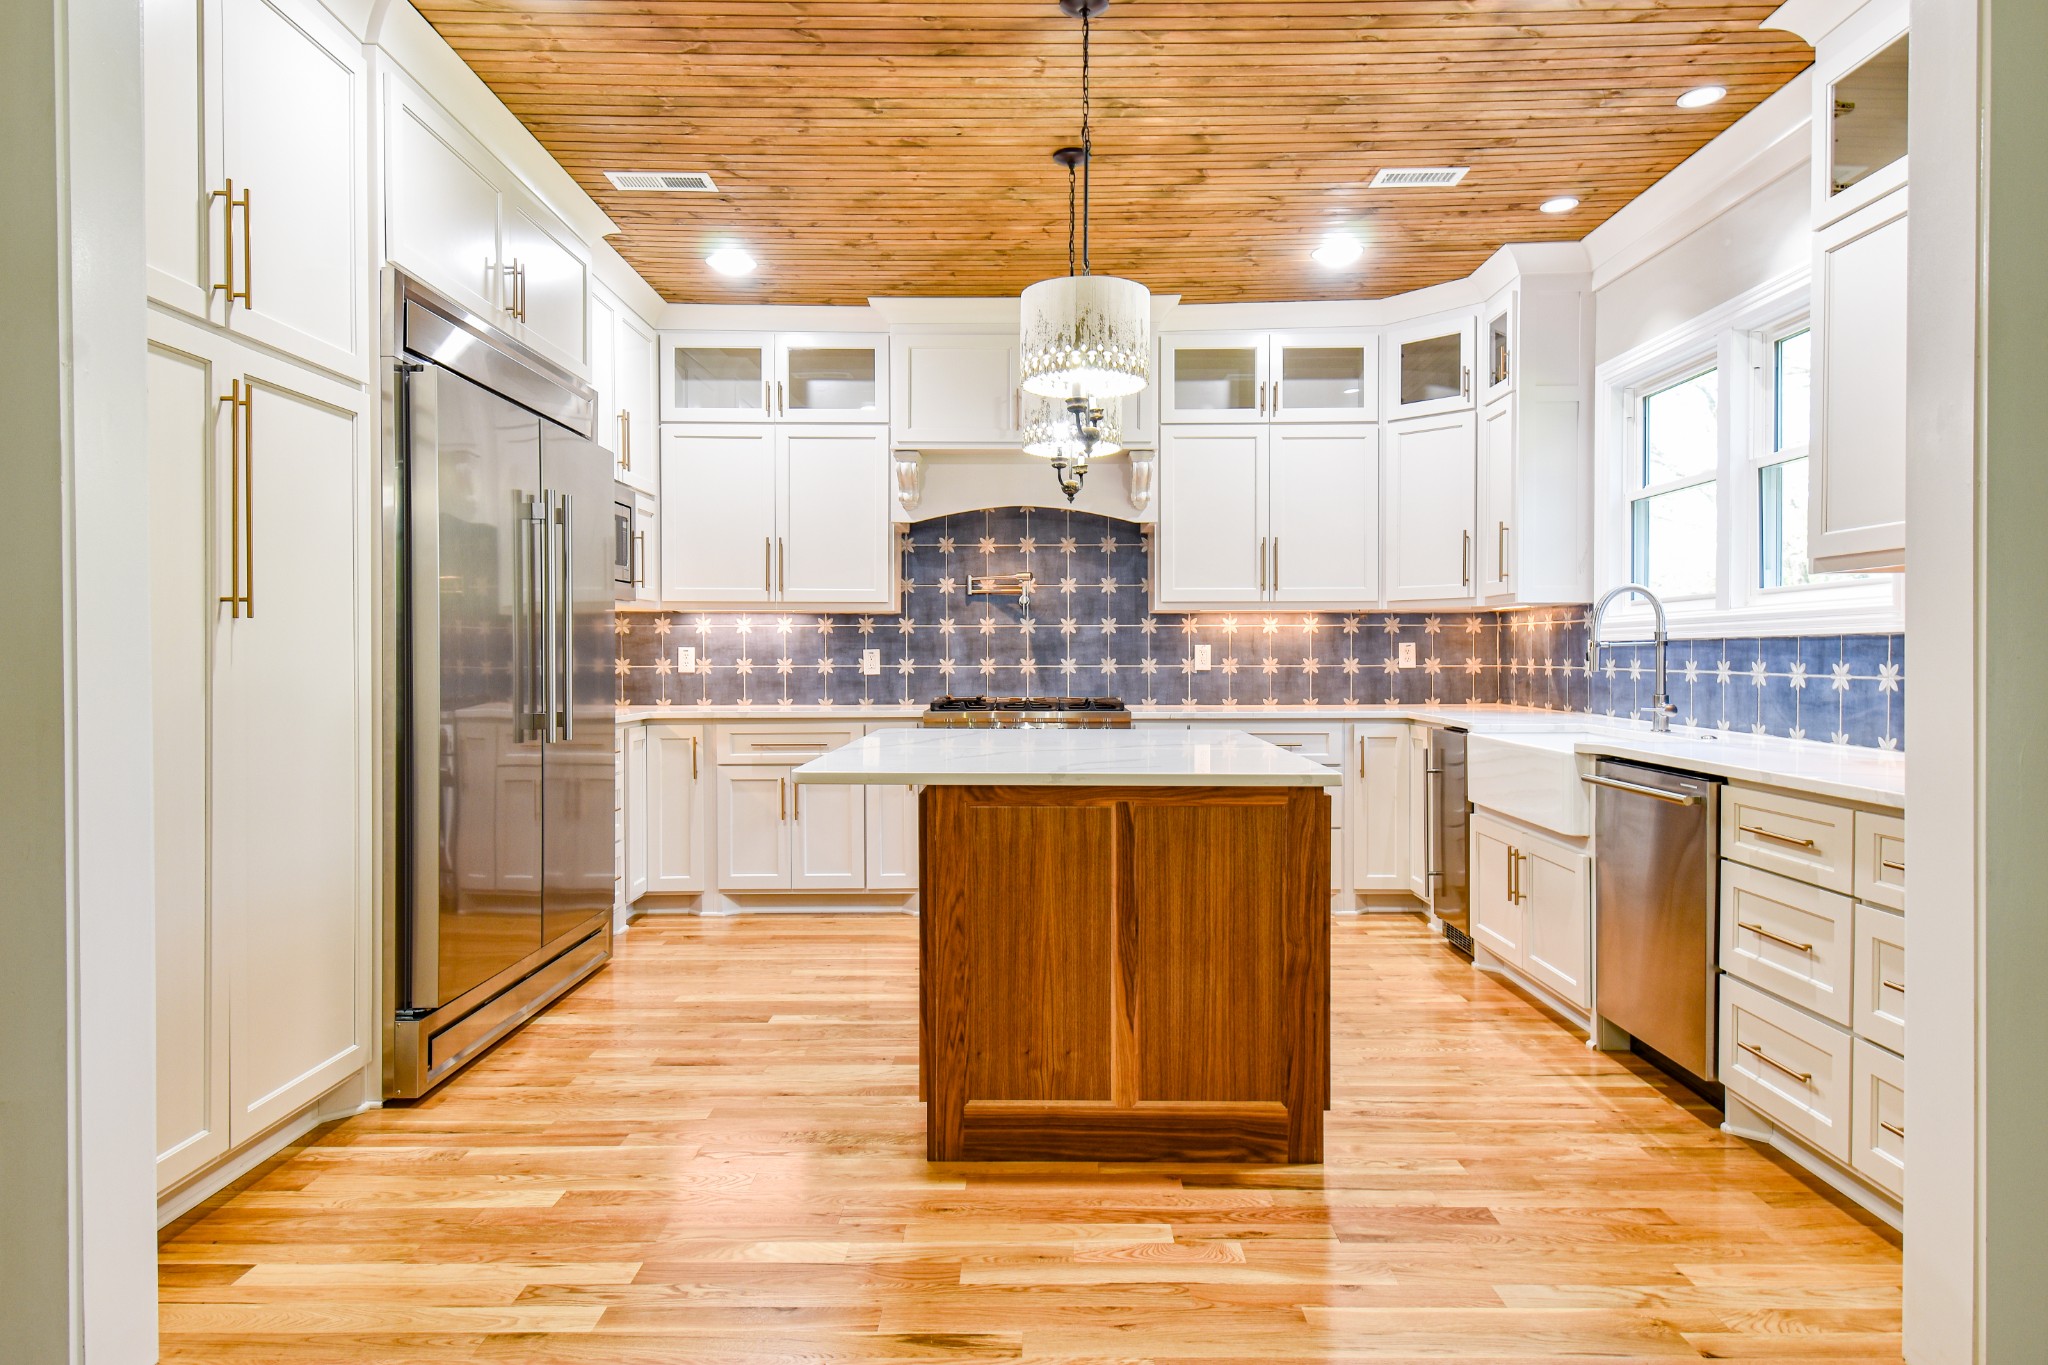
[791,727,1342,788]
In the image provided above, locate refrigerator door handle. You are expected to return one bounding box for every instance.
[540,486,559,741]
[557,492,575,742]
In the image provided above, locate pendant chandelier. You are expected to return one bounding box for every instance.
[1018,0,1150,501]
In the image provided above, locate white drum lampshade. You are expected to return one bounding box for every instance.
[1018,274,1151,400]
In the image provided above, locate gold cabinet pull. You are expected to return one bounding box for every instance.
[1272,537,1281,592]
[1357,735,1365,778]
[793,780,801,820]
[1881,978,1905,994]
[1497,521,1509,581]
[1880,857,1905,873]
[631,531,646,587]
[1739,823,1818,850]
[1737,1040,1812,1084]
[620,409,631,470]
[1737,920,1813,954]
[690,735,699,780]
[210,180,252,309]
[1880,1120,1905,1140]
[216,380,254,618]
[764,536,773,591]
[1461,530,1472,587]
[778,537,786,596]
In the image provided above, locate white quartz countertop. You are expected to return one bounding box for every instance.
[791,727,1342,788]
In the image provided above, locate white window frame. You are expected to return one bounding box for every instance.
[1593,270,1902,640]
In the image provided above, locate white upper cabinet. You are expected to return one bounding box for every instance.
[1385,312,1477,420]
[143,0,367,376]
[1810,193,1909,574]
[383,73,591,372]
[1478,397,1516,596]
[663,332,889,424]
[891,334,1020,445]
[663,332,772,421]
[1270,330,1379,422]
[659,423,895,609]
[1480,286,1516,406]
[591,286,658,491]
[1383,410,1478,603]
[1154,424,1378,610]
[1268,425,1380,603]
[778,427,895,606]
[1154,426,1265,606]
[1160,333,1267,424]
[499,185,589,374]
[1813,12,1910,228]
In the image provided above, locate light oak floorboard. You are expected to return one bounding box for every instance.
[159,913,1901,1362]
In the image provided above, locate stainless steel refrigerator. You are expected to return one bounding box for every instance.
[381,273,615,1099]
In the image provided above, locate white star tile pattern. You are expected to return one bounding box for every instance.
[614,508,1905,748]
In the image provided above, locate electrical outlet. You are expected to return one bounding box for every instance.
[1193,644,1213,671]
[676,646,696,673]
[860,648,882,676]
[1397,642,1418,669]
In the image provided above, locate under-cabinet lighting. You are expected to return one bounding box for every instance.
[1676,85,1728,109]
[1539,196,1581,215]
[1311,234,1364,268]
[705,247,757,277]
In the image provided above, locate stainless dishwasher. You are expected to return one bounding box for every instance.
[1589,759,1722,1081]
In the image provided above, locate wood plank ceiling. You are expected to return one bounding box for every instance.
[414,1,1815,305]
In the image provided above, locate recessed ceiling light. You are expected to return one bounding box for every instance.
[705,247,757,277]
[1538,196,1581,215]
[1311,234,1364,268]
[1676,85,1727,109]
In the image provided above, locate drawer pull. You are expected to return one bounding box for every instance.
[1740,823,1818,850]
[751,742,832,751]
[1737,920,1814,954]
[1880,1120,1905,1140]
[1880,858,1905,873]
[1738,1040,1813,1085]
[1881,978,1905,994]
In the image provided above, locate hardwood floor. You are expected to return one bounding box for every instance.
[159,913,1903,1362]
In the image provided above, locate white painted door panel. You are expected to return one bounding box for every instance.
[1268,425,1378,603]
[660,426,776,603]
[1811,193,1908,570]
[615,313,659,494]
[624,724,650,903]
[646,725,708,893]
[219,0,364,373]
[866,783,920,891]
[1521,841,1590,1010]
[1160,332,1268,424]
[662,332,773,422]
[1383,411,1477,602]
[215,364,365,1144]
[385,81,503,321]
[501,188,590,374]
[1155,426,1265,607]
[893,335,1020,444]
[1348,723,1410,894]
[143,0,220,317]
[717,767,792,890]
[778,426,894,606]
[1479,396,1516,597]
[792,780,866,890]
[775,333,888,423]
[1385,313,1477,419]
[147,331,232,1191]
[1470,822,1521,962]
[1270,330,1378,423]
[589,289,618,460]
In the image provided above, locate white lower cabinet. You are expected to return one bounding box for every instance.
[1852,901,1906,1053]
[791,779,866,890]
[716,765,795,890]
[1722,975,1853,1165]
[644,724,708,894]
[1850,1036,1906,1200]
[624,725,649,903]
[1347,723,1412,895]
[863,724,920,891]
[1720,861,1853,1027]
[148,313,368,1192]
[1469,812,1589,1011]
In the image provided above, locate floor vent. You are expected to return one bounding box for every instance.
[604,170,719,193]
[1369,166,1470,188]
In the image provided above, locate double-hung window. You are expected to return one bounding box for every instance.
[1598,280,1899,636]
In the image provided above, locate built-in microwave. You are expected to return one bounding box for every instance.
[613,497,636,596]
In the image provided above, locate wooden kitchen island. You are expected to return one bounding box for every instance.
[796,728,1335,1163]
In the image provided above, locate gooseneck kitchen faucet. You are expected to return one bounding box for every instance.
[1586,583,1677,734]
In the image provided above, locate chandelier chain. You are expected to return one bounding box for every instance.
[1080,7,1092,274]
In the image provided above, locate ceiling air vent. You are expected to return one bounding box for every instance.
[604,170,719,193]
[1369,166,1470,188]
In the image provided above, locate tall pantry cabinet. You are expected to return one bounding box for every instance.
[144,0,373,1199]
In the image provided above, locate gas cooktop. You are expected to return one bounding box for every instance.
[920,696,1133,728]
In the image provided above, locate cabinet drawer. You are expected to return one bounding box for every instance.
[1853,810,1906,911]
[1721,785,1854,892]
[1850,1036,1905,1201]
[1719,861,1853,1026]
[717,724,863,764]
[1215,723,1345,766]
[1721,976,1853,1164]
[1853,901,1906,1053]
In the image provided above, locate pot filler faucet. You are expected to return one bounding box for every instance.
[1586,583,1677,734]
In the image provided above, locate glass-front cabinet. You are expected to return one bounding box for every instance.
[1814,17,1908,227]
[1481,288,1515,405]
[1385,312,1477,420]
[660,331,889,424]
[1160,329,1377,424]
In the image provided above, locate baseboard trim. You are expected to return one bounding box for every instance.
[156,1078,377,1230]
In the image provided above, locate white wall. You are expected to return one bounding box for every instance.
[1594,166,1810,364]
[0,0,160,1358]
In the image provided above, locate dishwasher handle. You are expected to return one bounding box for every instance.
[1584,772,1699,806]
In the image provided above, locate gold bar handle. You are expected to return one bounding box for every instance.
[764,537,773,592]
[210,180,252,309]
[691,735,699,781]
[1737,920,1814,954]
[778,537,786,595]
[1498,521,1509,581]
[1739,823,1818,850]
[216,380,254,618]
[1358,735,1365,778]
[620,409,631,471]
[632,531,645,587]
[1737,1040,1812,1085]
[1881,978,1905,994]
[1258,537,1267,592]
[1462,530,1472,587]
[1880,1120,1905,1139]
[778,777,786,822]
[1880,857,1905,873]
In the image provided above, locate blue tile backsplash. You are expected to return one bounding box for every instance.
[617,507,1904,750]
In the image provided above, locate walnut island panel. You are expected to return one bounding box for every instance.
[797,729,1336,1162]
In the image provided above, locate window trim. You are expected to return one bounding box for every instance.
[1593,270,1902,640]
